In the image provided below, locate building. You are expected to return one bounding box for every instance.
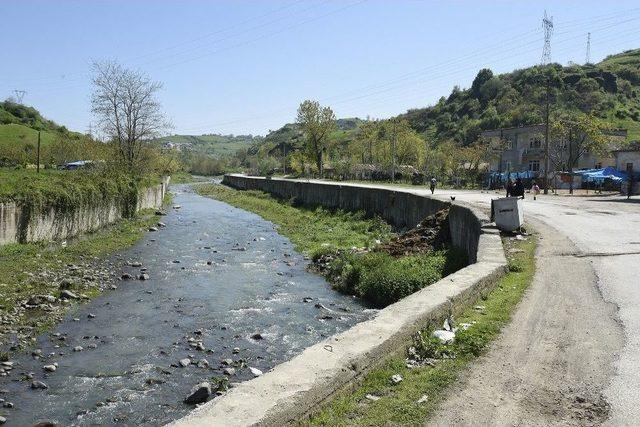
[613,141,640,173]
[481,124,627,176]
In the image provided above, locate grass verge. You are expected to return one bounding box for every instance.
[196,183,393,256]
[303,231,537,426]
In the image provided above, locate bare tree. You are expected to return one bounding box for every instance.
[296,100,335,177]
[91,60,169,169]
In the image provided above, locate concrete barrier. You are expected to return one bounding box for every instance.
[172,175,506,427]
[0,176,170,245]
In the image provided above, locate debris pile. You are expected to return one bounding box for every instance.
[376,208,451,256]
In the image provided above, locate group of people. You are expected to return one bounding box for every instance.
[506,178,540,200]
[427,176,542,200]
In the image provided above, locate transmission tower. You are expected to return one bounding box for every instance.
[541,10,554,65]
[585,32,591,64]
[13,90,26,104]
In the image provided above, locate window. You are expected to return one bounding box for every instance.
[529,160,540,172]
[627,163,634,173]
[595,162,602,169]
[529,137,541,148]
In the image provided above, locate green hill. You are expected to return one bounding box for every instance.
[154,133,263,158]
[401,48,640,143]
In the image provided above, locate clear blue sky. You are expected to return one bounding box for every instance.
[2,0,639,136]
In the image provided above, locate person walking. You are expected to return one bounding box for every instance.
[531,181,540,200]
[506,179,514,197]
[429,177,437,194]
[514,178,525,199]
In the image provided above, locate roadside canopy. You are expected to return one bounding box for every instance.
[577,167,628,183]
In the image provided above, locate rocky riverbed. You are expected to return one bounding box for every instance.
[0,185,374,426]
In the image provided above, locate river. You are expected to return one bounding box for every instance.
[0,184,373,426]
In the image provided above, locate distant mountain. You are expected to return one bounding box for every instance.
[153,133,263,158]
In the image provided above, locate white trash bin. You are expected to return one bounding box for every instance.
[491,197,523,232]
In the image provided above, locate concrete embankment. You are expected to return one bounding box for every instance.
[172,175,506,427]
[0,176,170,245]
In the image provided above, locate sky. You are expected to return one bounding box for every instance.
[2,0,640,136]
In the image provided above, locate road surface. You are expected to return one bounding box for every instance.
[419,188,638,426]
[322,181,639,425]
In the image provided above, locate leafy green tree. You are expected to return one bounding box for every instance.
[296,100,335,177]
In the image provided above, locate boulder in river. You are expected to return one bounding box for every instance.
[251,333,264,340]
[43,364,56,372]
[184,382,211,405]
[139,274,150,281]
[31,380,48,390]
[179,358,191,367]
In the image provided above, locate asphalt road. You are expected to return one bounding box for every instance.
[411,187,639,426]
[316,180,639,425]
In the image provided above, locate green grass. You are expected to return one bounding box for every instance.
[305,233,537,426]
[0,209,161,336]
[0,123,58,149]
[196,183,392,256]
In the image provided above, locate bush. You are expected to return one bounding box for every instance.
[328,249,467,307]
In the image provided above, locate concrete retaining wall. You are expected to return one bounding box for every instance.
[172,175,506,427]
[0,176,170,245]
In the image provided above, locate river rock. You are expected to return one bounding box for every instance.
[157,222,166,228]
[87,313,96,319]
[184,382,211,404]
[223,367,236,376]
[221,358,233,366]
[196,359,209,368]
[31,380,48,390]
[0,416,5,424]
[249,367,263,377]
[179,358,191,367]
[390,374,403,385]
[73,346,83,352]
[251,333,263,340]
[43,364,56,372]
[2,402,13,408]
[59,289,78,301]
[148,227,158,232]
[130,261,143,267]
[139,274,150,281]
[31,420,60,427]
[121,273,132,280]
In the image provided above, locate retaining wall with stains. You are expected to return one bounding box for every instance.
[0,176,170,245]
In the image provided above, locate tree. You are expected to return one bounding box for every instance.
[549,113,612,194]
[296,100,335,177]
[91,60,170,170]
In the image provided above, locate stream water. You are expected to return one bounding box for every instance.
[0,184,373,426]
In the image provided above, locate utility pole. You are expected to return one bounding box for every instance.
[36,131,41,173]
[541,11,554,65]
[585,32,591,65]
[543,77,550,194]
[13,90,26,104]
[391,119,397,183]
[282,144,286,175]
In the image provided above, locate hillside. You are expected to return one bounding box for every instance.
[250,117,363,157]
[154,133,263,158]
[401,48,640,143]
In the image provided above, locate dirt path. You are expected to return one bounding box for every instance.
[427,219,623,426]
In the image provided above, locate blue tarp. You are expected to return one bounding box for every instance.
[576,167,628,183]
